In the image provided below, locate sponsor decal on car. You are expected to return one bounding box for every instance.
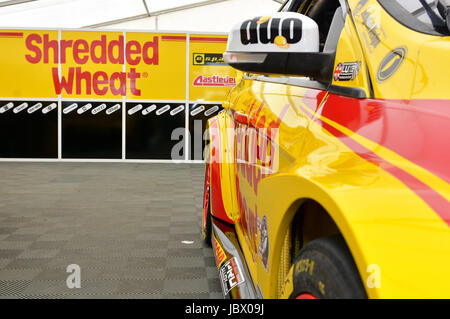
[240,16,302,47]
[193,53,225,66]
[258,215,269,271]
[334,62,361,81]
[219,257,245,294]
[377,46,407,83]
[353,0,369,16]
[193,75,236,87]
[360,5,385,50]
[353,1,386,52]
[212,236,227,269]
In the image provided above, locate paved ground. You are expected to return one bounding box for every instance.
[0,162,222,299]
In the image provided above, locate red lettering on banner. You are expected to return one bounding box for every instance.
[110,71,126,96]
[108,36,124,64]
[25,34,42,64]
[52,67,72,94]
[126,40,141,65]
[93,71,108,95]
[76,67,91,94]
[127,68,141,96]
[25,33,160,96]
[43,34,58,64]
[73,39,89,64]
[142,37,159,65]
[60,40,73,63]
[193,75,236,87]
[91,35,107,64]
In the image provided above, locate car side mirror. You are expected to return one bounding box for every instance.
[223,12,335,82]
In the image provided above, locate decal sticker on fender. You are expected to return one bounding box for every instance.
[258,215,269,271]
[334,62,361,81]
[219,257,245,294]
[212,236,227,269]
[377,46,407,83]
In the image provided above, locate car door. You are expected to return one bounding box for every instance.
[229,75,321,283]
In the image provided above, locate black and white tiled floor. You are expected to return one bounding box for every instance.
[0,163,222,299]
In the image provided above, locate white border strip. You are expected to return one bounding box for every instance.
[0,26,228,35]
[58,29,62,160]
[0,158,204,164]
[122,30,126,160]
[185,32,190,161]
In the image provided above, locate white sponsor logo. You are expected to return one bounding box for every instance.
[106,103,121,115]
[170,104,184,116]
[28,102,43,114]
[63,103,78,114]
[77,103,92,114]
[92,103,107,115]
[0,102,14,113]
[13,102,28,114]
[142,104,157,115]
[190,105,205,116]
[156,104,170,116]
[42,103,57,114]
[204,105,219,116]
[128,104,143,115]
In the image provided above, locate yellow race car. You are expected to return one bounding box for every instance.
[202,0,450,299]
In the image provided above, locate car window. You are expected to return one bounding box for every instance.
[378,0,449,35]
[298,0,342,51]
[280,0,302,12]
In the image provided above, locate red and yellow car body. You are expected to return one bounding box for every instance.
[203,0,450,298]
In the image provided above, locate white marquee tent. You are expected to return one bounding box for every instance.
[0,0,283,32]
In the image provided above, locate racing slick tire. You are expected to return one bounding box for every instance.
[291,235,367,299]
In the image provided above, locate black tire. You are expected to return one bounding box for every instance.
[202,184,212,247]
[291,235,367,299]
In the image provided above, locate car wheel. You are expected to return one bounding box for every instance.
[290,235,367,299]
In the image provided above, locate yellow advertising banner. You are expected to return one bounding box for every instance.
[0,29,236,161]
[0,29,235,102]
[0,30,59,98]
[189,34,236,102]
[126,32,186,101]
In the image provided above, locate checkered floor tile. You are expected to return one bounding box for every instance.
[0,162,223,299]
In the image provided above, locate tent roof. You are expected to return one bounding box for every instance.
[0,0,222,28]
